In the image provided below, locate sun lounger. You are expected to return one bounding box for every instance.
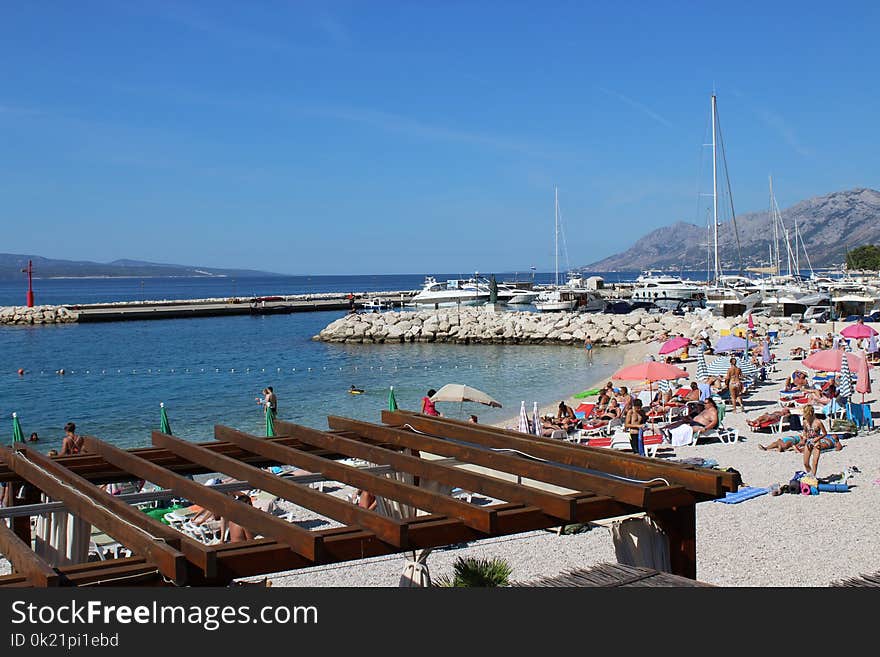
[747,409,790,434]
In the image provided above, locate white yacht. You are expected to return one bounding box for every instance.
[631,272,706,308]
[409,276,491,308]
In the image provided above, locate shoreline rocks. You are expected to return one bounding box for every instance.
[314,307,787,345]
[0,305,79,326]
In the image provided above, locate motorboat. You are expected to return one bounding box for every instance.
[631,272,706,309]
[534,288,578,312]
[409,276,491,308]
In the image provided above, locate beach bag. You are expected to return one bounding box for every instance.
[788,414,802,431]
[830,418,856,434]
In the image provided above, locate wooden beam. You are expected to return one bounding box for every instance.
[384,411,734,496]
[264,422,582,521]
[153,431,409,547]
[0,519,60,587]
[206,495,635,581]
[0,446,188,585]
[213,426,497,533]
[83,437,323,563]
[0,435,343,485]
[325,416,684,509]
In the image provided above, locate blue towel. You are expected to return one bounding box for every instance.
[713,486,770,504]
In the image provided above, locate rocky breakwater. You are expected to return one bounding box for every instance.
[0,305,79,326]
[314,308,787,345]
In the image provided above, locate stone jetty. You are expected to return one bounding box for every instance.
[0,305,78,326]
[314,307,788,345]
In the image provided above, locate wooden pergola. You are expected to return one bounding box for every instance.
[0,410,738,587]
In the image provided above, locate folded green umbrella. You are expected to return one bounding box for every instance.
[160,402,172,435]
[388,385,399,412]
[12,412,24,443]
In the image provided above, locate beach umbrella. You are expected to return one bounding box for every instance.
[159,402,172,435]
[841,323,878,339]
[761,340,772,365]
[696,350,708,383]
[612,362,688,383]
[265,405,276,437]
[737,350,760,378]
[12,412,24,443]
[388,386,399,412]
[868,335,878,355]
[706,355,735,377]
[430,384,502,407]
[748,313,754,331]
[518,401,530,434]
[657,378,672,394]
[532,402,541,437]
[856,351,872,402]
[844,339,853,352]
[714,335,748,353]
[802,349,870,374]
[659,336,690,355]
[838,348,853,399]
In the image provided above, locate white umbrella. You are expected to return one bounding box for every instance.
[518,401,530,434]
[838,349,853,399]
[430,384,502,407]
[532,402,541,437]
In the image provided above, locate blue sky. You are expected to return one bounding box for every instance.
[1,1,877,274]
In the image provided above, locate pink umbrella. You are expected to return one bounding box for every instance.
[802,349,871,373]
[856,350,872,401]
[613,362,689,382]
[658,336,691,355]
[748,313,754,330]
[840,323,878,339]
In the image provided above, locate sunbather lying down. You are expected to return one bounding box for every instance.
[758,435,800,451]
[747,407,791,431]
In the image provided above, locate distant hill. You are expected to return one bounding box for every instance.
[585,188,880,271]
[0,254,283,280]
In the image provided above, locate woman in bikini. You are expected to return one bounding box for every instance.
[724,358,745,412]
[795,405,840,475]
[60,422,84,456]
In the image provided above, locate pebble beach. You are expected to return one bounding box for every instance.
[251,322,880,587]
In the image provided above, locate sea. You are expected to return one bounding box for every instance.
[0,269,817,452]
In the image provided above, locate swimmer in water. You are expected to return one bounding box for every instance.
[349,385,365,394]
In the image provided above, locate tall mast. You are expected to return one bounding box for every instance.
[711,95,720,285]
[794,217,801,276]
[770,175,779,276]
[554,185,559,287]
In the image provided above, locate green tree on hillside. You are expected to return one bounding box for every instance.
[846,245,880,270]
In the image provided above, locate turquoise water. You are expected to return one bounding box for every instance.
[1,310,622,452]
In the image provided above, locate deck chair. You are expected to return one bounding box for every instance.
[846,402,874,430]
[747,409,790,434]
[694,403,739,446]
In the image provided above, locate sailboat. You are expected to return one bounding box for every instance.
[535,187,579,312]
[698,94,761,317]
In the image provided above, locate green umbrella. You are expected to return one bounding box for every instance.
[159,402,172,435]
[265,405,276,437]
[12,412,24,443]
[388,385,399,411]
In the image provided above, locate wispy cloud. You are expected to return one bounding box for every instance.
[728,88,812,158]
[596,87,673,128]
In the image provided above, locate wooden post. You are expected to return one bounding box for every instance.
[649,505,697,579]
[11,483,41,546]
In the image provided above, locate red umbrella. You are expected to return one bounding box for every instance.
[748,313,754,330]
[659,336,691,355]
[802,349,870,373]
[840,323,878,339]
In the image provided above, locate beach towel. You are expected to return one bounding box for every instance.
[573,388,601,399]
[712,486,770,504]
[575,403,595,415]
[697,382,712,401]
[668,424,693,447]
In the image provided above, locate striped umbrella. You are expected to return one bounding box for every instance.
[738,350,760,378]
[657,378,672,393]
[838,349,853,399]
[706,356,734,377]
[696,350,708,382]
[532,402,541,437]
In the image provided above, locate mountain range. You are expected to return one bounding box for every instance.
[0,254,282,280]
[585,188,880,271]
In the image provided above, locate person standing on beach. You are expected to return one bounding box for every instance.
[624,398,647,454]
[257,387,278,419]
[724,358,744,412]
[583,336,593,365]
